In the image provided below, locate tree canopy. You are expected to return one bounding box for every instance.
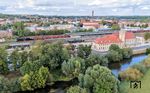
[78,64,119,93]
[67,86,88,93]
[0,47,8,74]
[62,57,85,78]
[77,45,92,59]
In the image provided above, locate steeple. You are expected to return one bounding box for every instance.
[119,29,126,42]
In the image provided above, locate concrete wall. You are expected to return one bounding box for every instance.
[133,49,146,55]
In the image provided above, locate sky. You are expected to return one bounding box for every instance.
[0,0,150,16]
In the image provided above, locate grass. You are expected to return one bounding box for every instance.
[120,69,150,93]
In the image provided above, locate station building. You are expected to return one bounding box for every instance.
[92,30,144,52]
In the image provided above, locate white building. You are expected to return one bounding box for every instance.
[49,24,74,30]
[92,30,145,52]
[82,22,100,30]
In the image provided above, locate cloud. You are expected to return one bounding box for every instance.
[141,6,150,10]
[0,0,150,15]
[112,9,118,12]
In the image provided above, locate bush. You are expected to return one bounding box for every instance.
[119,68,143,81]
[67,86,88,93]
[122,48,133,59]
[107,44,132,63]
[142,58,150,68]
[119,56,150,81]
[132,64,147,74]
[146,48,150,54]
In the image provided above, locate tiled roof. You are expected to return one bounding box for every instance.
[95,32,135,44]
[125,32,135,39]
[95,34,122,44]
[114,32,135,39]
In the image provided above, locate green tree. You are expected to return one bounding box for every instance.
[122,48,133,59]
[10,49,20,71]
[107,50,123,62]
[111,24,120,30]
[20,61,41,75]
[86,55,108,67]
[107,44,124,62]
[0,23,12,30]
[20,61,34,75]
[0,47,8,74]
[62,57,85,78]
[28,41,43,61]
[9,78,21,92]
[146,48,150,54]
[65,44,76,56]
[20,66,50,91]
[101,20,107,25]
[78,64,119,93]
[109,44,120,51]
[77,45,91,59]
[20,74,33,91]
[0,76,10,92]
[13,22,25,37]
[144,32,150,41]
[30,66,50,89]
[67,86,88,93]
[141,24,148,28]
[37,66,50,88]
[19,51,29,66]
[108,45,132,61]
[10,49,29,70]
[40,42,70,70]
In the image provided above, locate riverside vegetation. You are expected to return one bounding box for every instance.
[0,42,133,93]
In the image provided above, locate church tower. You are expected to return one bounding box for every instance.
[119,29,126,42]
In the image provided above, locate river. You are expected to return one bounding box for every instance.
[109,54,148,77]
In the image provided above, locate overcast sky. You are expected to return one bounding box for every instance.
[0,0,150,16]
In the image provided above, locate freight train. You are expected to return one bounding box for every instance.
[17,35,71,41]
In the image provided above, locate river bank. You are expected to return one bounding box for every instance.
[119,65,150,93]
[109,54,148,76]
[18,54,148,93]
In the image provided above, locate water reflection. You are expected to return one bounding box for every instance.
[109,54,148,76]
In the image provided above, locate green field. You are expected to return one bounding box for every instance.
[120,69,150,93]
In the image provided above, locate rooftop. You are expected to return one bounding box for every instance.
[94,32,135,44]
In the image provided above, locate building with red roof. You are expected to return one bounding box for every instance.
[92,30,144,52]
[81,22,100,29]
